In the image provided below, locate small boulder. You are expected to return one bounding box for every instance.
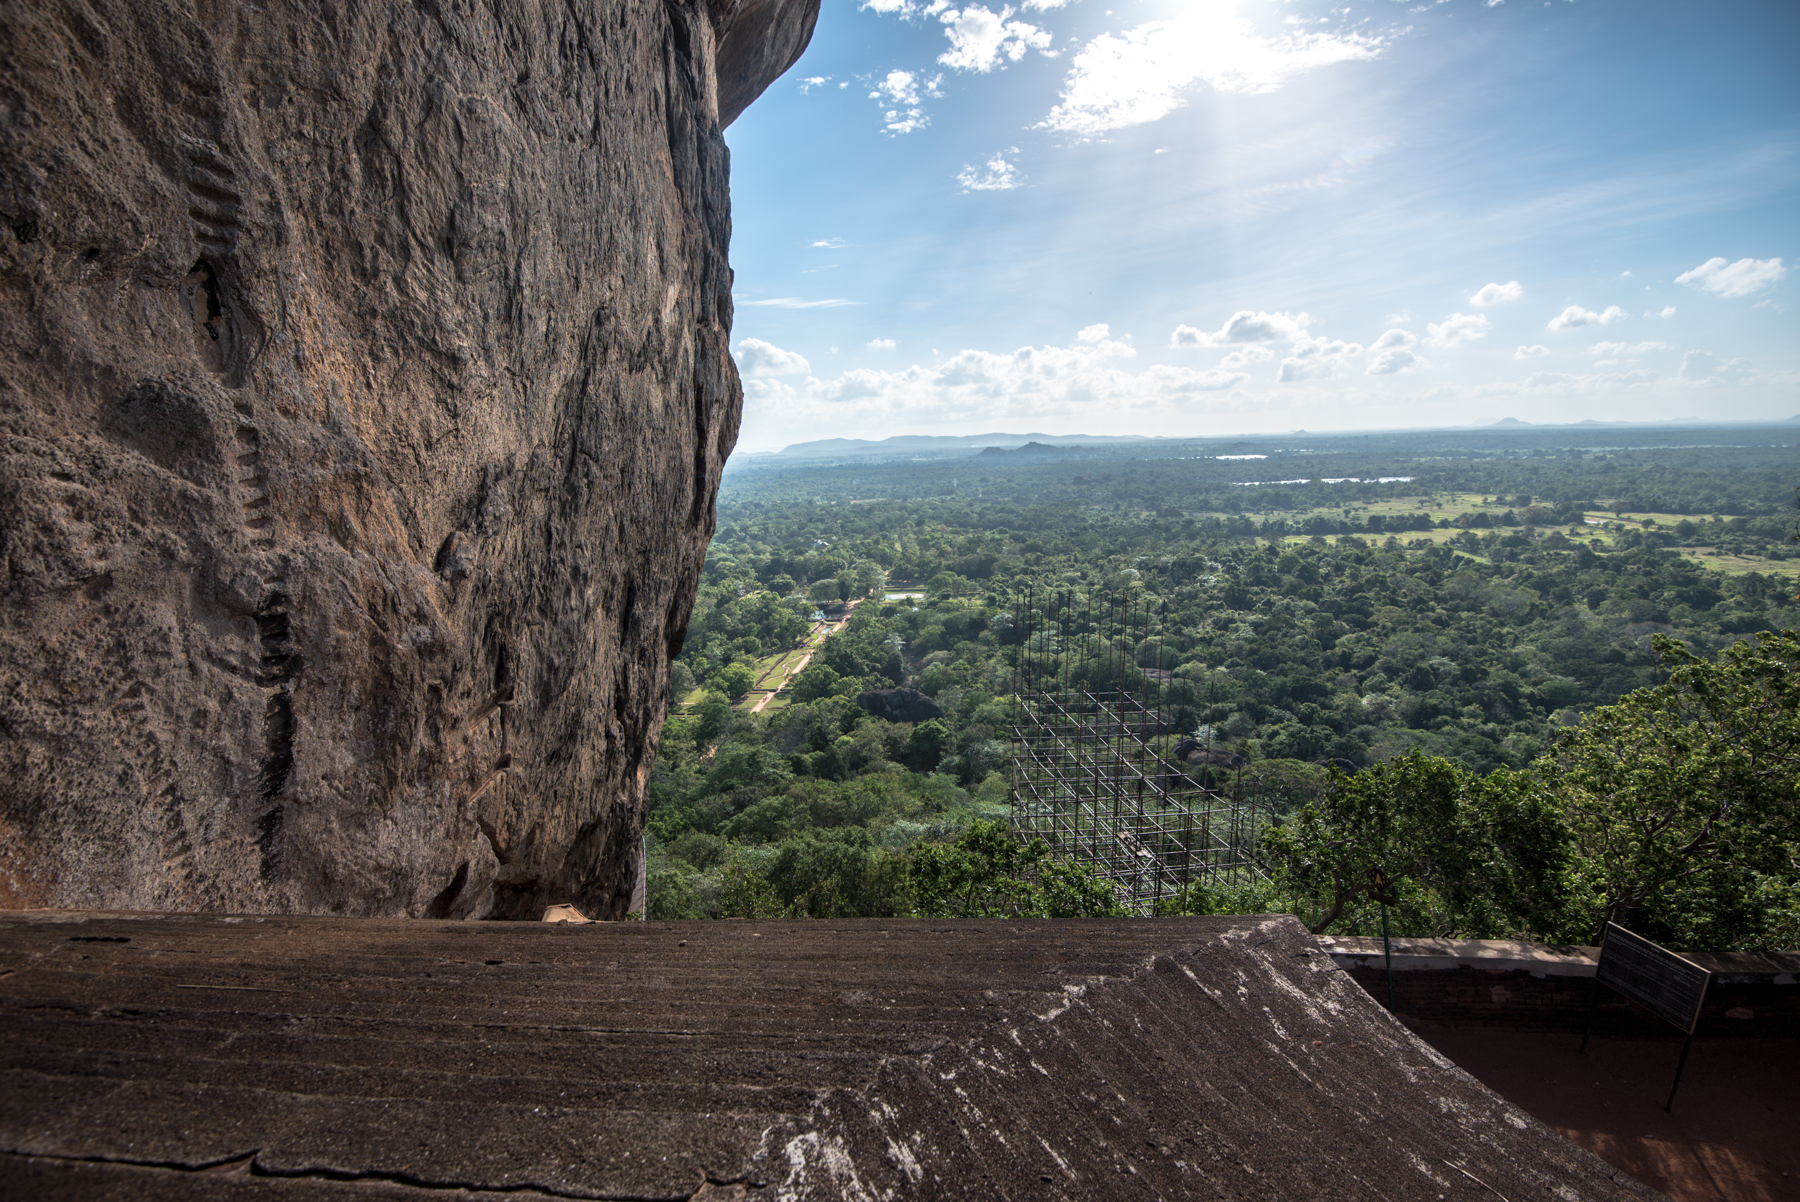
[1172,739,1246,770]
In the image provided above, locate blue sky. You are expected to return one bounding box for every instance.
[722,0,1798,451]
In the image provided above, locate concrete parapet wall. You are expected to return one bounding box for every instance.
[1319,935,1800,1038]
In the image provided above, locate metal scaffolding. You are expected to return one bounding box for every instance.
[1008,586,1265,915]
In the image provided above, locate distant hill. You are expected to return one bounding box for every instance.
[978,441,1089,456]
[771,432,1162,458]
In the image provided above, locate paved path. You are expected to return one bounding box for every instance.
[747,598,861,713]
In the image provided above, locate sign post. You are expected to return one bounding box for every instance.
[1580,923,1712,1113]
[1369,868,1400,1014]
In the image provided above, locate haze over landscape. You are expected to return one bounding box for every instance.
[724,0,1797,451]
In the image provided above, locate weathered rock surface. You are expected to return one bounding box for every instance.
[0,0,816,917]
[855,687,944,725]
[0,912,1660,1200]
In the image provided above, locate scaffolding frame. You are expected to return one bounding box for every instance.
[1008,586,1265,915]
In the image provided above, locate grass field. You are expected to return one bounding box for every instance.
[1253,493,1795,578]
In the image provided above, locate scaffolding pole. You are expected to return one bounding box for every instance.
[1008,586,1265,916]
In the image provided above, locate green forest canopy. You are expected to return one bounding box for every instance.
[645,424,1799,951]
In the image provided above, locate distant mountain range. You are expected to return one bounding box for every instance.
[751,417,1799,458]
[768,432,1165,457]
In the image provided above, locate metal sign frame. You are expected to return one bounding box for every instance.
[1594,923,1711,1034]
[1580,922,1713,1113]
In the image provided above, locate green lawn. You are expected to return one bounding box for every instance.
[1261,497,1795,578]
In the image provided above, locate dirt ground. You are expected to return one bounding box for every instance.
[1408,1022,1800,1202]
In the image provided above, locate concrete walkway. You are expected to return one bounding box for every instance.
[1411,1022,1799,1202]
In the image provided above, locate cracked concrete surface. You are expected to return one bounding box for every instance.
[0,912,1665,1199]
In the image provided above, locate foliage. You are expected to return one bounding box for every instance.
[636,427,1798,950]
[1153,876,1292,918]
[910,821,1126,918]
[1539,630,1800,945]
[1261,752,1576,940]
[714,662,757,701]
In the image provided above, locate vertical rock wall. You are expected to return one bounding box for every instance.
[0,0,815,918]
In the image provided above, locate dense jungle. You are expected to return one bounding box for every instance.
[643,424,1800,952]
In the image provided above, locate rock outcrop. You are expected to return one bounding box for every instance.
[1172,739,1247,770]
[855,688,945,725]
[0,0,817,918]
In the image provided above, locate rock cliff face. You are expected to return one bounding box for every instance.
[0,0,816,918]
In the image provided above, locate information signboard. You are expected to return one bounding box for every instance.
[1595,923,1711,1034]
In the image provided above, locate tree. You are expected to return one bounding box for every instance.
[850,559,887,598]
[1261,751,1575,940]
[693,690,733,745]
[1261,752,1463,935]
[910,820,1123,918]
[1541,630,1800,946]
[765,829,912,918]
[788,662,842,703]
[908,719,949,770]
[714,661,757,701]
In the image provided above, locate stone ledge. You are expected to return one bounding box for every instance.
[1319,935,1800,984]
[1319,935,1599,977]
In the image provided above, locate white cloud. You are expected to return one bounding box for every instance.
[1278,337,1362,382]
[1588,341,1669,357]
[1178,369,1250,391]
[1514,345,1550,359]
[869,70,942,134]
[735,339,812,377]
[938,5,1052,73]
[1219,344,1274,371]
[753,334,1294,435]
[1649,306,1676,319]
[1674,256,1786,298]
[1171,310,1311,347]
[957,149,1022,191]
[1036,0,1381,137]
[1520,370,1658,392]
[799,76,833,93]
[866,338,897,349]
[1370,328,1417,352]
[1077,323,1111,342]
[1424,312,1491,348]
[738,297,860,309]
[1366,347,1426,375]
[1546,304,1626,331]
[1678,349,1751,384]
[742,378,800,405]
[1470,280,1523,307]
[861,0,913,11]
[933,335,1137,388]
[809,237,847,249]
